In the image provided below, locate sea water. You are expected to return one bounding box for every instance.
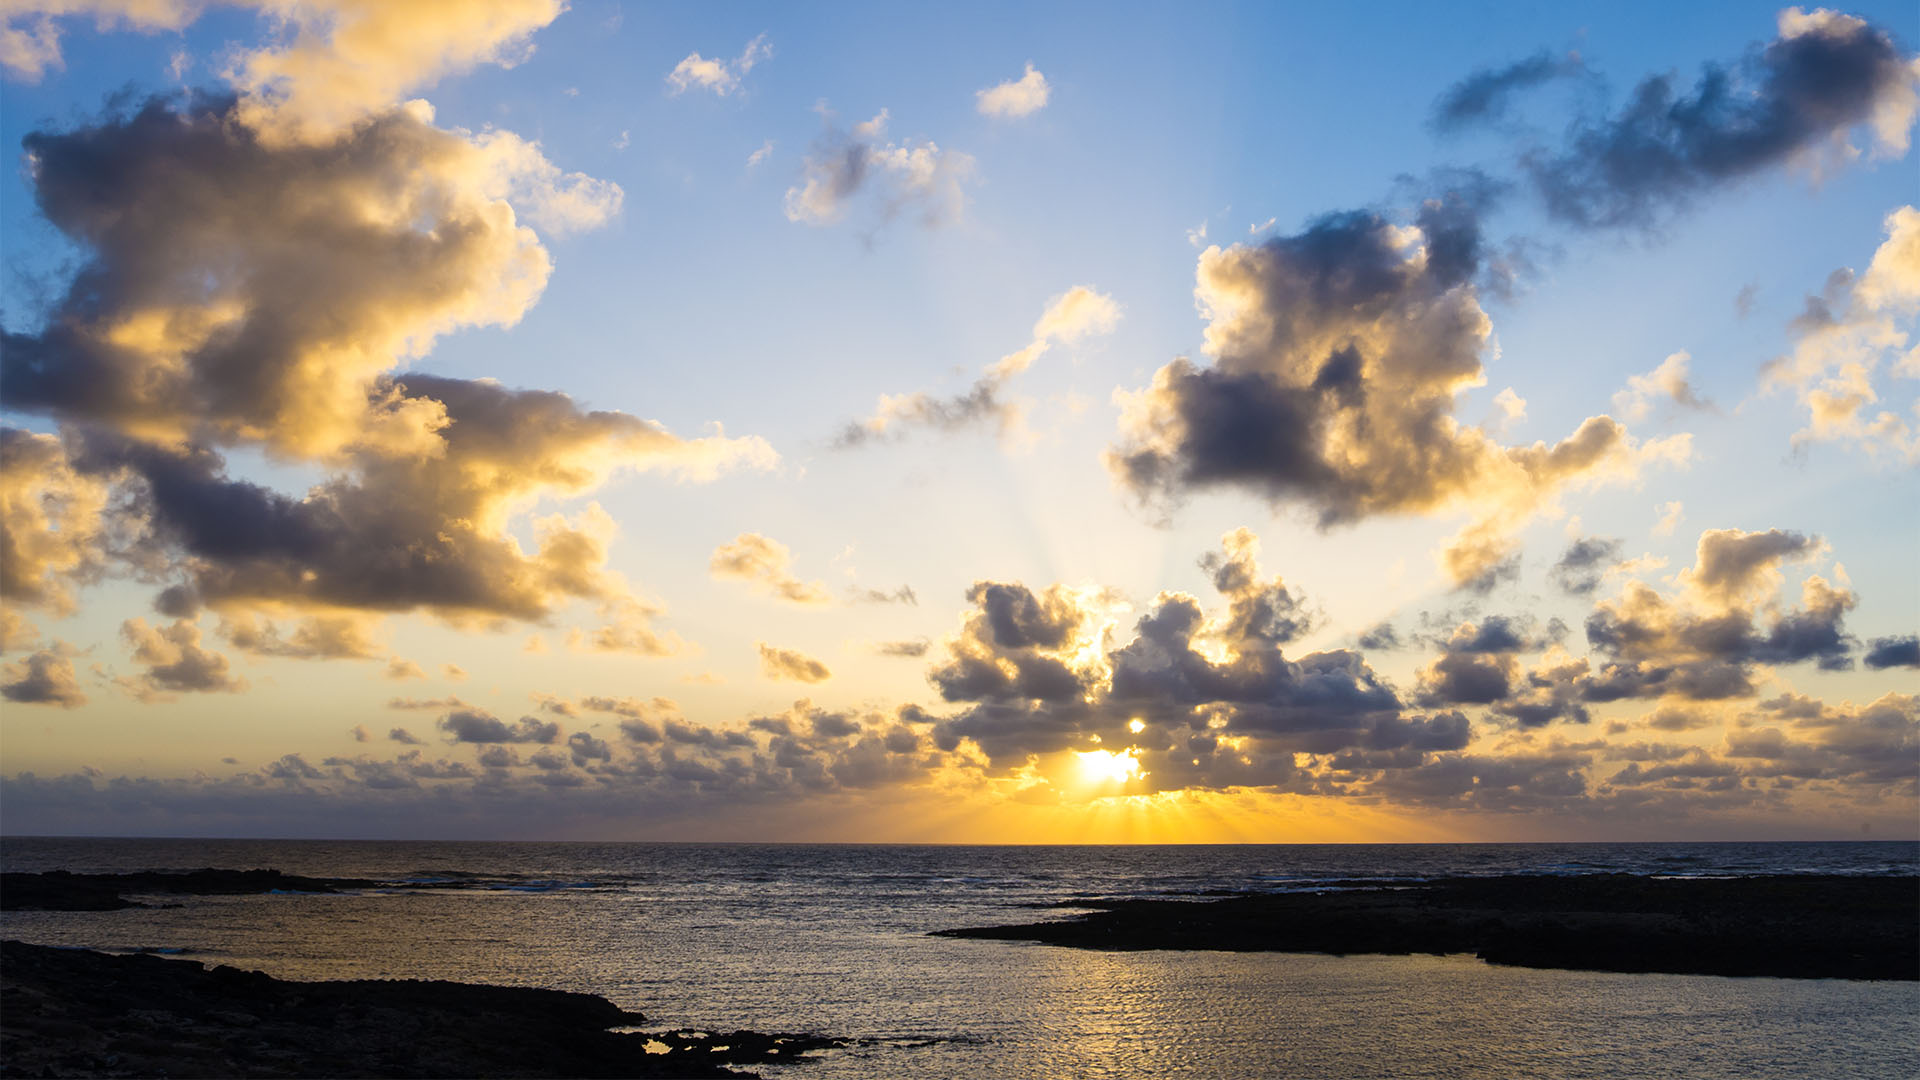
[3,839,1916,1078]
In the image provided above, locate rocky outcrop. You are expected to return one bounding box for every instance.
[0,869,386,911]
[938,874,1920,980]
[0,941,842,1078]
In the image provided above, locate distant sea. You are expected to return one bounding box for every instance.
[5,839,1917,1078]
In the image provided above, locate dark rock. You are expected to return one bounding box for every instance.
[936,874,1920,981]
[0,869,386,911]
[0,940,844,1078]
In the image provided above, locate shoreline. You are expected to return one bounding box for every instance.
[0,940,841,1078]
[936,873,1920,981]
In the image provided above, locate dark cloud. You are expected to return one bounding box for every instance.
[1520,11,1918,228]
[876,638,930,658]
[388,727,423,745]
[1356,623,1401,650]
[1431,51,1585,131]
[118,617,244,700]
[850,585,918,605]
[925,531,1450,792]
[1863,635,1920,669]
[437,709,562,745]
[0,94,768,635]
[1106,194,1676,585]
[1549,536,1625,596]
[0,648,87,708]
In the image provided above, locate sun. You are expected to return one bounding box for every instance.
[1076,748,1142,785]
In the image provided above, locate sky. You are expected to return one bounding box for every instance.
[0,0,1915,842]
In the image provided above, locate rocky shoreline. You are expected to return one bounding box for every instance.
[937,873,1920,980]
[0,940,841,1078]
[0,869,385,911]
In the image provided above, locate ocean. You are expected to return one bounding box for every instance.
[4,839,1916,1078]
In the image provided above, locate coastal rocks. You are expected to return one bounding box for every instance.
[0,869,384,911]
[937,873,1920,981]
[0,941,843,1078]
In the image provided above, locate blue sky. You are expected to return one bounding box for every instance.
[0,1,1915,840]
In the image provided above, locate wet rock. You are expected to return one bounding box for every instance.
[0,869,386,911]
[937,874,1920,981]
[0,941,844,1078]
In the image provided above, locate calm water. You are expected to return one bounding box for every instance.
[3,839,1916,1078]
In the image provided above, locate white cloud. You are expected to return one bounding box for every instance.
[666,33,770,97]
[975,63,1050,118]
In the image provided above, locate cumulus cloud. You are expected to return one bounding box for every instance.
[1518,9,1920,228]
[1613,351,1712,421]
[1549,536,1625,596]
[0,428,113,614]
[1764,205,1920,461]
[1536,528,1856,706]
[665,33,770,97]
[3,2,573,142]
[710,533,830,605]
[837,285,1119,447]
[118,617,244,701]
[923,530,1464,794]
[438,708,561,745]
[1109,196,1688,587]
[1,647,87,707]
[759,643,832,683]
[1863,634,1919,669]
[221,613,383,660]
[1,93,770,643]
[784,108,975,228]
[975,63,1050,118]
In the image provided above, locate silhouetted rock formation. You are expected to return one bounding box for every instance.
[0,869,385,911]
[938,874,1920,980]
[0,941,842,1078]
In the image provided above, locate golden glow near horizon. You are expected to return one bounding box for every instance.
[0,2,1915,843]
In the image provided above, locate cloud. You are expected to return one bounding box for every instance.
[1863,635,1919,669]
[849,585,917,605]
[924,530,1452,793]
[975,63,1050,119]
[1549,536,1625,596]
[665,34,770,97]
[0,428,112,615]
[784,108,975,228]
[759,643,832,684]
[0,1,200,83]
[1431,50,1584,131]
[1,93,770,640]
[220,613,383,660]
[569,596,686,656]
[118,617,244,701]
[1107,195,1689,587]
[1613,351,1712,421]
[388,727,424,745]
[710,533,831,604]
[1,647,87,707]
[438,708,561,745]
[1560,528,1856,702]
[837,286,1119,447]
[2,2,575,142]
[1764,205,1920,462]
[1653,500,1686,537]
[384,657,427,680]
[1519,10,1919,229]
[876,638,930,658]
